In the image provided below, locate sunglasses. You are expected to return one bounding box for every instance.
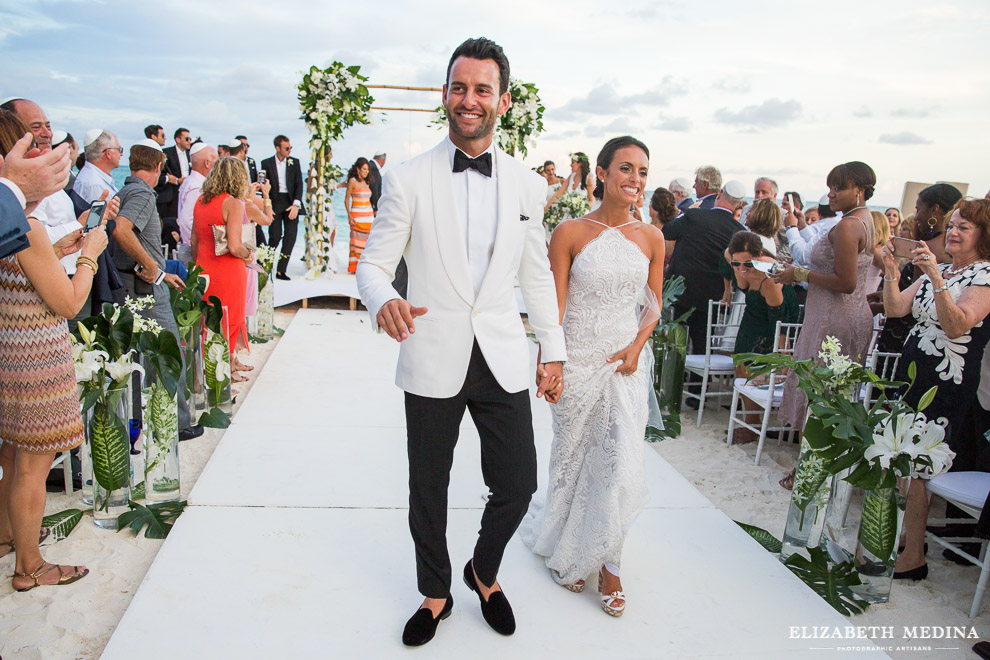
[730,260,755,268]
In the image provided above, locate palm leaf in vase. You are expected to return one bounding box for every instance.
[857,488,899,561]
[90,398,130,494]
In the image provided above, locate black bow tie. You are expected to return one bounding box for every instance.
[452,150,492,177]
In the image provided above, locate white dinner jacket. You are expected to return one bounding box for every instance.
[356,139,567,398]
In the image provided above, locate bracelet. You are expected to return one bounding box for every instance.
[933,283,950,294]
[264,199,272,208]
[76,256,98,275]
[883,275,898,283]
[793,266,810,283]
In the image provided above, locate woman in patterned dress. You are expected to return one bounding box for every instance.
[882,198,990,580]
[0,112,108,590]
[345,157,374,274]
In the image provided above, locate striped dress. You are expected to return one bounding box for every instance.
[0,255,84,453]
[348,186,374,274]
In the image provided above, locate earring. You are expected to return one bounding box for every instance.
[856,193,861,206]
[928,213,937,229]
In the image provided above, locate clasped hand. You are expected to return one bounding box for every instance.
[536,362,563,403]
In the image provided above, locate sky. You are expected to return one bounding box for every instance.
[2,0,989,208]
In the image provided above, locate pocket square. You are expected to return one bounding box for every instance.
[519,214,529,222]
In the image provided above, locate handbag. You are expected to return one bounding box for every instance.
[213,222,256,256]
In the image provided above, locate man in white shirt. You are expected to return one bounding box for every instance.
[157,127,191,222]
[176,143,217,263]
[260,135,303,278]
[73,129,120,203]
[784,193,841,267]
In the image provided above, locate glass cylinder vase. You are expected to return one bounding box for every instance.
[87,383,131,529]
[257,277,275,340]
[780,439,835,562]
[850,486,907,603]
[203,327,232,414]
[142,372,181,503]
[180,325,207,414]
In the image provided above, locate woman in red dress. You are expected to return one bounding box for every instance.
[192,157,272,374]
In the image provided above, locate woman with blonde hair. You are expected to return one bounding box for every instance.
[192,157,272,371]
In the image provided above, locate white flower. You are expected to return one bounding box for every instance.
[78,322,96,346]
[75,349,108,382]
[913,419,954,478]
[106,352,144,383]
[865,413,917,469]
[208,342,225,363]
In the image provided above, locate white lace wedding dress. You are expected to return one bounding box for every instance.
[520,222,652,585]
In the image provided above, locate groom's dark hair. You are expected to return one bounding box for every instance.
[446,37,510,95]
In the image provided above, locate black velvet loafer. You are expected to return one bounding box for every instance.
[463,560,515,636]
[402,596,453,647]
[892,563,928,581]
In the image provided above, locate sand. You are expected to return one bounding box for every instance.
[1,316,988,659]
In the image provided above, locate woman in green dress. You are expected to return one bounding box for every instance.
[719,230,799,443]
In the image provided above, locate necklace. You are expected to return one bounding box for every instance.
[844,206,868,215]
[946,257,984,277]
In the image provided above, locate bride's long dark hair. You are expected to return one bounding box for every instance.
[593,136,649,201]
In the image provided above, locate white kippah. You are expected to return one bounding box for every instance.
[759,235,777,257]
[83,128,104,147]
[51,130,69,146]
[190,142,211,156]
[723,180,747,198]
[673,176,693,191]
[227,138,244,148]
[134,138,164,152]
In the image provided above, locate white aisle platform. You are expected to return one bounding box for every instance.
[102,310,887,659]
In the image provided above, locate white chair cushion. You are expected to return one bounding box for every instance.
[928,472,990,511]
[684,353,735,372]
[733,377,784,407]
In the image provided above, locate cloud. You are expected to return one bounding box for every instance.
[853,106,872,118]
[555,77,688,120]
[585,117,638,138]
[713,98,802,128]
[654,116,691,132]
[878,132,933,145]
[891,106,937,118]
[713,78,750,94]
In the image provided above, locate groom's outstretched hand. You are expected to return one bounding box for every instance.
[536,362,563,403]
[378,299,428,342]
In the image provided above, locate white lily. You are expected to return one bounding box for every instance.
[78,322,96,346]
[215,355,231,382]
[865,413,918,469]
[913,419,954,478]
[208,342,226,363]
[75,349,109,382]
[106,352,145,383]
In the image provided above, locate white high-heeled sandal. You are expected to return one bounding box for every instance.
[598,569,626,617]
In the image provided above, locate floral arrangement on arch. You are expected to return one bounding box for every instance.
[431,77,545,158]
[297,62,375,274]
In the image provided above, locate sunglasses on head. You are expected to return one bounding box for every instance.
[730,260,755,268]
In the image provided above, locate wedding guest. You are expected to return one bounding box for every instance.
[73,129,120,203]
[912,183,962,267]
[111,139,203,441]
[156,127,191,221]
[662,179,746,355]
[176,142,218,264]
[521,135,665,617]
[734,202,746,223]
[783,193,841,270]
[236,136,258,183]
[261,135,303,280]
[669,176,695,213]
[547,152,594,207]
[882,198,990,580]
[0,113,107,592]
[773,162,877,489]
[542,160,561,187]
[145,124,166,146]
[866,210,890,292]
[693,165,722,209]
[899,213,915,239]
[648,187,677,229]
[192,157,272,372]
[368,151,386,212]
[722,231,798,443]
[885,207,902,236]
[345,157,374,274]
[803,205,820,225]
[52,132,78,192]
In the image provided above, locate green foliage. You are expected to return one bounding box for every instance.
[138,330,183,399]
[131,481,146,500]
[857,488,899,561]
[198,407,231,429]
[117,500,187,539]
[40,509,85,541]
[74,303,136,361]
[735,521,783,554]
[90,398,130,493]
[200,294,225,335]
[248,333,271,344]
[649,281,690,440]
[784,547,871,616]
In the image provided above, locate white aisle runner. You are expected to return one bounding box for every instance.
[101,310,887,659]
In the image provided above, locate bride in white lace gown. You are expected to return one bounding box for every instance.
[520,136,665,617]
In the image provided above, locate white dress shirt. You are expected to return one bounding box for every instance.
[177,148,190,178]
[275,155,288,193]
[72,162,118,203]
[785,215,841,267]
[446,137,497,295]
[30,191,82,274]
[177,170,207,247]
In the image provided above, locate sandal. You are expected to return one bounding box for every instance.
[233,362,254,372]
[779,468,796,491]
[0,528,52,558]
[551,569,585,592]
[232,372,249,383]
[13,561,88,592]
[598,569,626,617]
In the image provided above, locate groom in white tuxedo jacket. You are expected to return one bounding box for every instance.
[356,38,566,646]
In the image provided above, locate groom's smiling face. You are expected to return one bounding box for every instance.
[443,57,510,146]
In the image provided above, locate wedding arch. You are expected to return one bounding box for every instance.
[297,62,545,274]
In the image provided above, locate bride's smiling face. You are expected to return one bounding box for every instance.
[597,146,648,206]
